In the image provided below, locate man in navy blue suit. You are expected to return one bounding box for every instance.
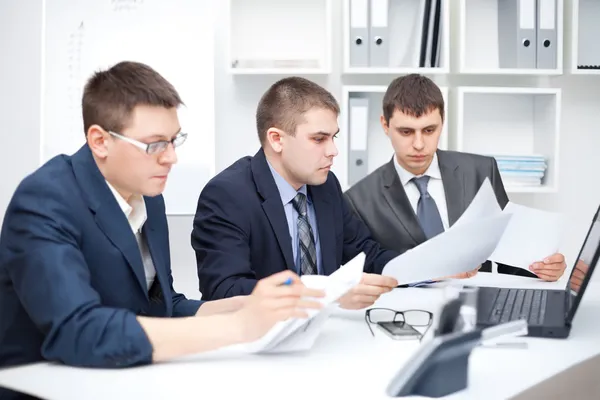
[0,62,324,399]
[192,77,399,309]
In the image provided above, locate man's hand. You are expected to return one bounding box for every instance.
[232,271,325,343]
[529,252,566,281]
[338,273,398,310]
[438,265,481,280]
[195,296,248,317]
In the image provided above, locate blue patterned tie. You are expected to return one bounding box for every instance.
[407,176,445,287]
[292,193,318,275]
[412,176,445,239]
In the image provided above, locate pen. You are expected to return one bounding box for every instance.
[281,277,293,286]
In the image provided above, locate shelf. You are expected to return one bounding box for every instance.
[337,84,449,189]
[456,87,561,193]
[343,67,449,75]
[571,0,600,74]
[342,0,450,73]
[459,0,563,75]
[227,0,332,75]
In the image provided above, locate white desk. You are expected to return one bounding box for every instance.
[1,273,599,400]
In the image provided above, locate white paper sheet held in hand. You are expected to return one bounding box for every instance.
[381,177,563,283]
[488,203,563,270]
[382,213,512,285]
[452,178,503,227]
[173,253,365,361]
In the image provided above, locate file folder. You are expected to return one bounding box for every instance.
[348,97,369,186]
[536,0,556,69]
[424,0,442,68]
[419,0,433,68]
[368,0,389,67]
[430,0,443,68]
[350,0,369,67]
[498,0,537,69]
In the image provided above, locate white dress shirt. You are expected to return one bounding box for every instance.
[393,153,450,230]
[106,181,157,290]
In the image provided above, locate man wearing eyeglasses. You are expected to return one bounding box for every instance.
[0,61,323,399]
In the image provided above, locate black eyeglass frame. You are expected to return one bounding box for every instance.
[364,307,434,339]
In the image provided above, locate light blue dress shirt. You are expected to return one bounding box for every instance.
[267,161,322,275]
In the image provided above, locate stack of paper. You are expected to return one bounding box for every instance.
[381,178,563,284]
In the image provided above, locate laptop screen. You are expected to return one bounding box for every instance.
[566,206,600,322]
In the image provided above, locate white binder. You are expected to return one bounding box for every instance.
[368,0,389,67]
[349,0,369,67]
[536,0,557,69]
[498,0,537,69]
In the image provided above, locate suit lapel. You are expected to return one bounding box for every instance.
[381,160,427,244]
[71,145,149,298]
[308,185,336,276]
[251,149,295,270]
[142,197,170,313]
[438,150,465,226]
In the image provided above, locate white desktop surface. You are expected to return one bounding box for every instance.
[0,272,598,400]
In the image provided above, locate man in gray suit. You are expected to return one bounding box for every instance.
[344,74,566,281]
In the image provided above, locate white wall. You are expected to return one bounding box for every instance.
[2,0,600,299]
[0,0,43,228]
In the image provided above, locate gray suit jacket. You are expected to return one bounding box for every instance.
[343,150,536,277]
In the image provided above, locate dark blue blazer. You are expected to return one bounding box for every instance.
[0,145,202,376]
[192,149,399,300]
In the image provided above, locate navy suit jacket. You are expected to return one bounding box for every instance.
[192,148,399,300]
[0,145,202,381]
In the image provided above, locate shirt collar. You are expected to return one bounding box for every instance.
[105,180,147,233]
[394,152,442,187]
[266,160,309,206]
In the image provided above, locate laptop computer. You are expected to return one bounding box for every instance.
[476,205,600,338]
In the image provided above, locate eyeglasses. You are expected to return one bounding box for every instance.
[365,308,433,339]
[108,130,188,155]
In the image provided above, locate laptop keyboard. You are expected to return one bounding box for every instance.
[487,288,548,326]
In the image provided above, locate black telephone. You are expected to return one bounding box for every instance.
[433,297,463,336]
[386,297,483,398]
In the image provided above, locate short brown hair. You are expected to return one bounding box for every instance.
[81,61,183,136]
[382,74,444,124]
[256,77,340,144]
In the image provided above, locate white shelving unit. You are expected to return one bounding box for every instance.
[336,84,449,189]
[342,0,450,74]
[571,0,600,74]
[459,0,563,75]
[456,87,561,193]
[227,0,332,75]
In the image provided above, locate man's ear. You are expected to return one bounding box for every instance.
[87,125,110,159]
[380,115,390,137]
[265,127,285,154]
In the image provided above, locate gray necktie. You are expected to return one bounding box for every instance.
[412,176,445,239]
[291,193,318,275]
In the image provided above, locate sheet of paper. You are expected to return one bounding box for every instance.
[381,214,512,285]
[172,253,365,361]
[260,305,336,353]
[452,178,503,227]
[488,202,563,269]
[256,252,365,352]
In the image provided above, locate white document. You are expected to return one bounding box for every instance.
[382,213,512,285]
[488,202,563,269]
[173,254,365,361]
[452,178,503,227]
[381,177,563,282]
